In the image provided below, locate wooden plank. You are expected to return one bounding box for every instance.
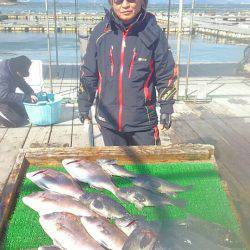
[0,128,7,142]
[23,144,214,166]
[213,98,250,117]
[0,126,30,194]
[0,152,28,238]
[48,103,74,147]
[189,103,250,155]
[170,119,203,145]
[206,100,250,143]
[181,103,250,193]
[23,125,51,148]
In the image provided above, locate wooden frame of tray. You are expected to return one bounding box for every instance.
[0,144,216,240]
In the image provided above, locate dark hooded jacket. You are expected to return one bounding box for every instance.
[78,9,176,132]
[0,59,34,106]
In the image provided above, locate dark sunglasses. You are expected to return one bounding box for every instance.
[113,0,136,4]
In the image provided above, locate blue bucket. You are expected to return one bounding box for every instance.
[24,92,62,126]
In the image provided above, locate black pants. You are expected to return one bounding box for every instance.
[100,126,161,146]
[0,103,29,127]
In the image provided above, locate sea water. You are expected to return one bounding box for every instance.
[0,2,249,64]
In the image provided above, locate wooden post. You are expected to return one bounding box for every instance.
[175,0,184,99]
[185,0,195,100]
[45,0,53,93]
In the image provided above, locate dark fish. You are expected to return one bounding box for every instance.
[81,192,128,219]
[132,175,192,195]
[117,186,185,210]
[122,225,160,250]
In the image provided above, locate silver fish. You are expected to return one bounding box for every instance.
[62,159,119,196]
[39,212,104,250]
[96,159,137,178]
[117,186,185,210]
[81,215,127,250]
[26,169,84,199]
[23,191,95,217]
[81,192,128,219]
[132,175,192,195]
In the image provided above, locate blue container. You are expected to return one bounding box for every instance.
[24,92,62,126]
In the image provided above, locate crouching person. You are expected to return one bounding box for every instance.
[0,56,38,127]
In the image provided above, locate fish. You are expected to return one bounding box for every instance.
[39,212,104,250]
[62,159,119,196]
[38,246,61,250]
[26,169,84,199]
[81,215,127,250]
[80,192,129,219]
[96,159,137,178]
[22,191,95,217]
[115,216,144,236]
[131,175,192,195]
[122,225,160,250]
[115,216,162,237]
[117,186,185,210]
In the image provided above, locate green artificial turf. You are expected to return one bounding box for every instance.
[2,162,240,249]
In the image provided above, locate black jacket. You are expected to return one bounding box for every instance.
[78,9,176,132]
[0,59,34,106]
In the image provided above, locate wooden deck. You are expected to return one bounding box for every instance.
[0,63,250,245]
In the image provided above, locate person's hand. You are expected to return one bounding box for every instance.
[30,94,38,103]
[79,112,91,124]
[159,113,172,131]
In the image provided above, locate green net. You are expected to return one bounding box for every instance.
[2,162,240,249]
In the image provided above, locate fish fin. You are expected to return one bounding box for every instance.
[168,198,186,208]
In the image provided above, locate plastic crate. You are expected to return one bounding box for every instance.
[24,92,62,126]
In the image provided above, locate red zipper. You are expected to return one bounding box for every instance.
[144,58,154,102]
[109,46,114,77]
[97,71,102,97]
[129,48,136,78]
[118,27,131,132]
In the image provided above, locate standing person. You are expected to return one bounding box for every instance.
[0,55,38,127]
[78,0,177,146]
